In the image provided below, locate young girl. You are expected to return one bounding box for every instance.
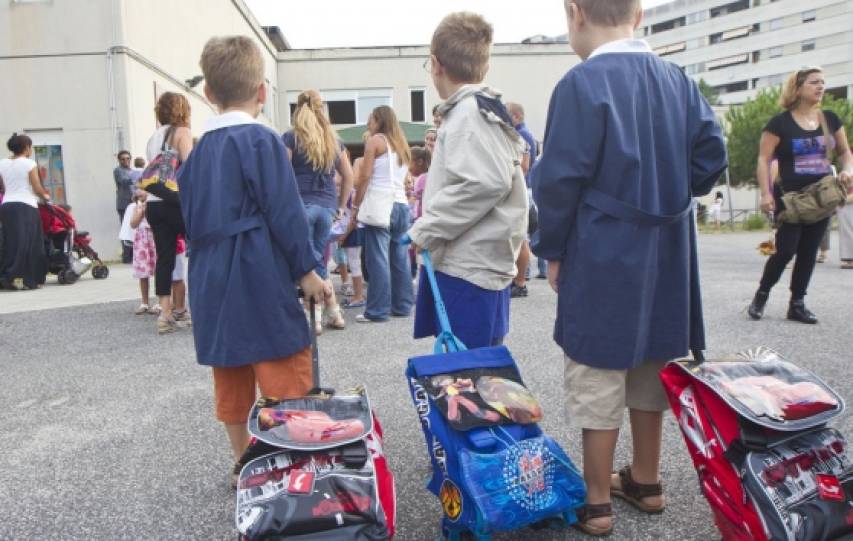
[408,146,431,278]
[127,191,190,322]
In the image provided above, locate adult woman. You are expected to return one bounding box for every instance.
[353,106,414,322]
[145,92,193,334]
[0,133,49,290]
[748,68,853,323]
[283,90,354,332]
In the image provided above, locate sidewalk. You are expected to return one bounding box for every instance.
[0,264,139,314]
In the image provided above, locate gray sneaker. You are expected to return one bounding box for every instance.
[157,316,178,335]
[173,310,192,328]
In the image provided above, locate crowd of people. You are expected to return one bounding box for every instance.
[2,0,853,536]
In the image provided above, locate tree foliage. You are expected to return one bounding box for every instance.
[725,87,853,187]
[698,79,719,106]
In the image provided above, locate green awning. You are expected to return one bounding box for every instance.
[336,122,433,146]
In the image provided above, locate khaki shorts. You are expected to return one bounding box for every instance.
[563,356,669,430]
[212,348,313,424]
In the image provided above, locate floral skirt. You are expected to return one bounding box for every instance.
[132,226,157,279]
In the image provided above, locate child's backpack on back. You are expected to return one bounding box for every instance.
[660,347,851,541]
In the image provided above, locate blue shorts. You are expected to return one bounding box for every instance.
[414,268,510,349]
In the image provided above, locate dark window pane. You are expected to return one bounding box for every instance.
[327,101,356,124]
[411,90,425,123]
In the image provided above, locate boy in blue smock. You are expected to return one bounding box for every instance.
[409,12,528,349]
[531,0,727,535]
[178,36,331,486]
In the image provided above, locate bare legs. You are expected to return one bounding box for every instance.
[582,409,665,530]
[225,423,250,461]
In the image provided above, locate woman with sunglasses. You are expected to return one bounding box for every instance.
[748,67,853,323]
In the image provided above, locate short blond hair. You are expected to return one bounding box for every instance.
[200,36,264,107]
[779,68,823,110]
[572,0,641,26]
[431,12,493,83]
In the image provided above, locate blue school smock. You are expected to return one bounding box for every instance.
[531,47,727,371]
[177,112,318,368]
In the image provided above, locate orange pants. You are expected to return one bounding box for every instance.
[212,347,313,424]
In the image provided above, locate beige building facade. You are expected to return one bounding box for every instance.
[0,0,280,258]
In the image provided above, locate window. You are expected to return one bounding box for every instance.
[655,42,686,56]
[706,53,750,70]
[686,62,706,75]
[410,89,426,123]
[326,101,357,124]
[801,39,816,52]
[752,50,761,62]
[686,10,708,24]
[710,0,749,18]
[769,46,783,58]
[769,18,783,30]
[802,9,816,23]
[710,32,723,44]
[651,16,685,34]
[714,80,749,94]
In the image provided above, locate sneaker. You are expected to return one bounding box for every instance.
[355,314,386,323]
[147,304,162,315]
[343,299,366,309]
[134,304,150,315]
[157,316,178,335]
[173,309,192,328]
[510,284,528,298]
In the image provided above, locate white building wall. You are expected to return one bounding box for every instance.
[0,0,280,259]
[277,44,579,140]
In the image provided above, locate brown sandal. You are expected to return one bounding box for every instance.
[611,466,665,513]
[574,502,614,537]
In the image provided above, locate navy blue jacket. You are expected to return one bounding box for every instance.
[531,52,727,370]
[178,118,317,367]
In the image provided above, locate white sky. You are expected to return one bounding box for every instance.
[246,0,672,49]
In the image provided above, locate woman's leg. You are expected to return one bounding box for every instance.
[389,204,414,316]
[172,280,186,312]
[758,223,802,294]
[147,202,181,322]
[790,218,830,300]
[363,225,391,320]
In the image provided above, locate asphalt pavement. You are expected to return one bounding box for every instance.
[0,230,851,540]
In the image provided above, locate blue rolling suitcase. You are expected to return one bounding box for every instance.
[406,250,586,541]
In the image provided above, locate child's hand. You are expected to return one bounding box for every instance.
[299,271,331,306]
[547,261,560,293]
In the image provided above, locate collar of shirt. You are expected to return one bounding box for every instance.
[588,38,653,60]
[202,110,263,134]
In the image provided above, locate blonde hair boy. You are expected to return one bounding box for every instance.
[430,12,492,83]
[200,36,264,108]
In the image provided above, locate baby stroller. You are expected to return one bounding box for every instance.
[39,203,109,284]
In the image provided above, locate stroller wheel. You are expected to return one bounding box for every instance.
[58,270,78,285]
[92,265,109,279]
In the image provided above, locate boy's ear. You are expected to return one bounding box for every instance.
[257,82,267,106]
[203,83,218,106]
[632,7,644,30]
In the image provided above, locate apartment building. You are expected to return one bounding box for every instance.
[640,0,853,104]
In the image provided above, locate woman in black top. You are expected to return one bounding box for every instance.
[749,68,853,323]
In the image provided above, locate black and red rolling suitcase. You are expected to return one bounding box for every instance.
[661,347,852,541]
[234,301,396,540]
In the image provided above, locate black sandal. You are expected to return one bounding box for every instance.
[611,466,665,513]
[574,502,613,537]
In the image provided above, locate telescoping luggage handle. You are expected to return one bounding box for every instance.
[410,244,468,354]
[298,289,331,395]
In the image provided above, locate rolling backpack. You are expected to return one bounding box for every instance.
[234,302,396,540]
[405,250,586,541]
[660,347,852,541]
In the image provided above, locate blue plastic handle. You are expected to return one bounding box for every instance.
[413,243,468,354]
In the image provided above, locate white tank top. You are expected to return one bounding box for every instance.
[370,135,408,204]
